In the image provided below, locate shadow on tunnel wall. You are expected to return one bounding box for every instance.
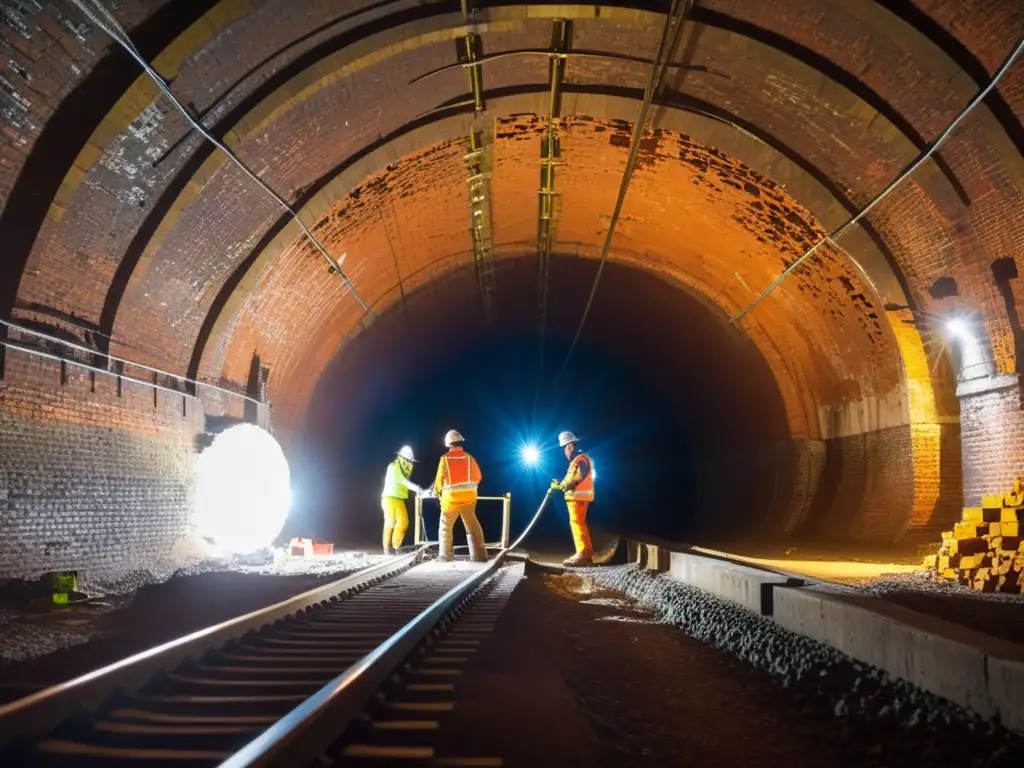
[285,255,799,552]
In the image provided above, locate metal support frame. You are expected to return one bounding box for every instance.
[414,493,511,549]
[0,318,258,405]
[458,2,497,324]
[535,20,572,382]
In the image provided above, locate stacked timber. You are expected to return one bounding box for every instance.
[926,479,1024,593]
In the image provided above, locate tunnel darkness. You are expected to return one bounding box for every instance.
[293,258,791,552]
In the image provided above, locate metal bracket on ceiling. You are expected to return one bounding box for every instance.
[458,3,497,326]
[536,19,572,368]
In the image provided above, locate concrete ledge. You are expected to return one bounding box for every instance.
[654,546,1024,735]
[772,584,1024,734]
[987,657,1024,735]
[668,550,803,616]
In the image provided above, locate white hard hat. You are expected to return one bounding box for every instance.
[396,445,416,462]
[558,431,580,448]
[444,429,464,447]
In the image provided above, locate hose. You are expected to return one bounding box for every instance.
[505,488,554,553]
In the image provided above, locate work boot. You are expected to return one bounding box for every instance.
[466,534,487,563]
[384,546,395,556]
[562,552,593,568]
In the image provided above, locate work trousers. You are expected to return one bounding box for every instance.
[381,497,409,551]
[567,500,593,557]
[438,499,487,562]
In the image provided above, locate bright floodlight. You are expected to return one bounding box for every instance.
[946,318,970,341]
[520,444,541,467]
[193,423,292,555]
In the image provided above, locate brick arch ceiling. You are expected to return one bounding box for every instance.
[2,1,1022,527]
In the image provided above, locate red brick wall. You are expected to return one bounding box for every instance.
[0,351,203,580]
[959,379,1024,505]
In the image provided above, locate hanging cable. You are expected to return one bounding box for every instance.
[548,0,692,395]
[69,0,373,315]
[731,37,1024,325]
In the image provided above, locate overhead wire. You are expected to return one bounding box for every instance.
[548,0,692,395]
[68,0,373,316]
[730,37,1024,325]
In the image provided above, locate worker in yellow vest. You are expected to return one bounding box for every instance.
[381,445,426,555]
[433,429,487,563]
[550,431,595,566]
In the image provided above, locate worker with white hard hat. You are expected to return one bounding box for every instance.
[550,430,596,566]
[381,445,427,555]
[433,429,486,562]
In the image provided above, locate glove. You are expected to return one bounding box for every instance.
[549,479,564,492]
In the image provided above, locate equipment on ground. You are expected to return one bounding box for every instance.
[288,537,334,557]
[51,571,79,605]
[444,429,464,447]
[558,431,580,448]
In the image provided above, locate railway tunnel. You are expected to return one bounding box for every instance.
[1,0,1024,765]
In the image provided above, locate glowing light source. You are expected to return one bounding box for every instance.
[520,444,541,467]
[194,424,292,555]
[946,318,971,342]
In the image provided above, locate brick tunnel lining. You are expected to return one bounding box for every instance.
[4,0,1007,576]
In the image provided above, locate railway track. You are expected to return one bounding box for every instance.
[0,548,524,767]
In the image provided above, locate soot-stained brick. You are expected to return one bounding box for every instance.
[0,353,204,580]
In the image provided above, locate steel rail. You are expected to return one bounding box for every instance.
[220,554,511,767]
[0,549,423,751]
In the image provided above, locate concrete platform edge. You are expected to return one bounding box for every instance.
[641,545,1024,735]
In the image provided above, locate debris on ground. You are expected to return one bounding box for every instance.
[0,549,383,667]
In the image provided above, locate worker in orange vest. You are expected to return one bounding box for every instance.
[433,429,487,563]
[551,431,595,566]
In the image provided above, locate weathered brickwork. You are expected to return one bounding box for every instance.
[0,352,203,580]
[960,382,1024,506]
[217,123,906,453]
[687,424,962,547]
[4,0,1024,559]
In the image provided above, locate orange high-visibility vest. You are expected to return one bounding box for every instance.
[437,448,482,506]
[563,452,595,502]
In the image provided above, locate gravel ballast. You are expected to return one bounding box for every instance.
[0,549,384,691]
[578,563,1024,766]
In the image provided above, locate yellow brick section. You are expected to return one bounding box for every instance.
[926,477,1024,593]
